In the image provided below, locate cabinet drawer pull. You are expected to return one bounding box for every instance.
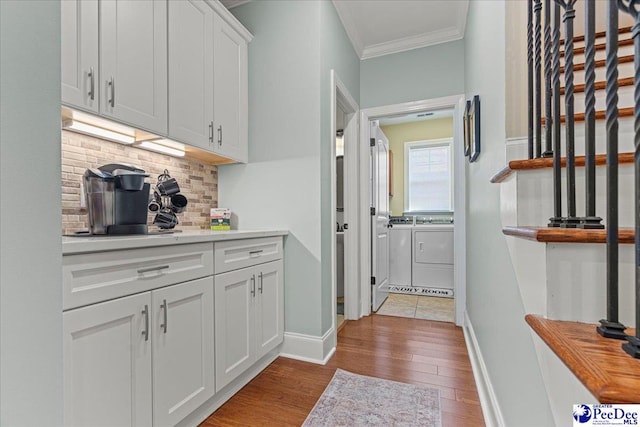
[160,299,168,334]
[137,265,170,274]
[88,67,95,100]
[258,272,263,294]
[142,304,149,341]
[209,121,214,143]
[217,125,222,146]
[108,76,115,107]
[251,274,256,297]
[249,250,263,257]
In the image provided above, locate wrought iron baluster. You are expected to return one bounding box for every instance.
[543,0,554,158]
[549,2,563,227]
[598,0,627,339]
[528,0,534,159]
[619,0,640,358]
[535,0,543,158]
[557,0,580,228]
[580,0,604,229]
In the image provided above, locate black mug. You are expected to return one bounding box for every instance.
[156,178,180,196]
[169,194,188,213]
[153,209,178,229]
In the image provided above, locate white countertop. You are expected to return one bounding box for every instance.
[62,229,288,255]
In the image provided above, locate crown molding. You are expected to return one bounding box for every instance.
[361,26,464,60]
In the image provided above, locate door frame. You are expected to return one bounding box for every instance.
[330,70,360,334]
[359,94,467,326]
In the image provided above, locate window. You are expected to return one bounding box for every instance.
[404,138,453,213]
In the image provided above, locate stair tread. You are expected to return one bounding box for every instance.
[540,107,634,127]
[560,38,633,57]
[560,54,634,73]
[526,314,639,404]
[490,152,634,183]
[560,25,632,46]
[560,77,633,95]
[503,226,634,244]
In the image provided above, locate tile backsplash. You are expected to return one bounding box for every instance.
[62,130,218,235]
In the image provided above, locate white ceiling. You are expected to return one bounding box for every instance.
[221,0,470,60]
[332,0,469,60]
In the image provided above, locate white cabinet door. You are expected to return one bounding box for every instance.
[152,277,215,427]
[213,12,248,162]
[61,0,99,113]
[214,267,255,392]
[168,0,214,150]
[63,293,152,427]
[256,260,284,360]
[100,0,167,134]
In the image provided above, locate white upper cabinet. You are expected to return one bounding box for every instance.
[212,11,248,163]
[61,0,99,113]
[168,0,215,151]
[100,0,168,134]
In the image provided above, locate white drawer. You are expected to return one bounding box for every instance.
[63,243,214,310]
[215,237,282,274]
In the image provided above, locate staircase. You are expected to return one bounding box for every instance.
[493,1,640,421]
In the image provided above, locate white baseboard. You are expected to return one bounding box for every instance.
[280,327,336,365]
[463,311,505,427]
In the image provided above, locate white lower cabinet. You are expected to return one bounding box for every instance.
[63,292,152,427]
[152,277,215,426]
[63,276,214,427]
[215,259,284,392]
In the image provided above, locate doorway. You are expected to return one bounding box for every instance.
[358,95,467,326]
[330,70,359,347]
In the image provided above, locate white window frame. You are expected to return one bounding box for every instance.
[403,137,454,214]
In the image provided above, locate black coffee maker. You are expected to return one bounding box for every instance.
[83,163,150,235]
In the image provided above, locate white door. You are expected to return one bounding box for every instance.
[212,12,248,162]
[371,120,390,311]
[214,267,255,392]
[256,260,284,359]
[61,0,99,113]
[100,0,167,134]
[152,277,215,426]
[63,293,152,427]
[168,0,214,150]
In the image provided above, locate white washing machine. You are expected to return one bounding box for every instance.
[412,225,454,290]
[389,225,412,287]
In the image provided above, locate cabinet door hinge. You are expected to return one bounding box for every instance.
[371,276,376,285]
[370,138,375,147]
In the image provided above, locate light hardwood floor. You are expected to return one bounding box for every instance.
[201,315,485,427]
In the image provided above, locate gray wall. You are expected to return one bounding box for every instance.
[0,1,63,424]
[360,40,465,109]
[463,1,554,425]
[222,0,359,339]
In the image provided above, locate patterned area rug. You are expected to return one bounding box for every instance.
[302,369,442,427]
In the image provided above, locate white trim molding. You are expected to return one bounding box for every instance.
[360,94,466,325]
[280,328,336,365]
[463,311,505,427]
[361,26,464,60]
